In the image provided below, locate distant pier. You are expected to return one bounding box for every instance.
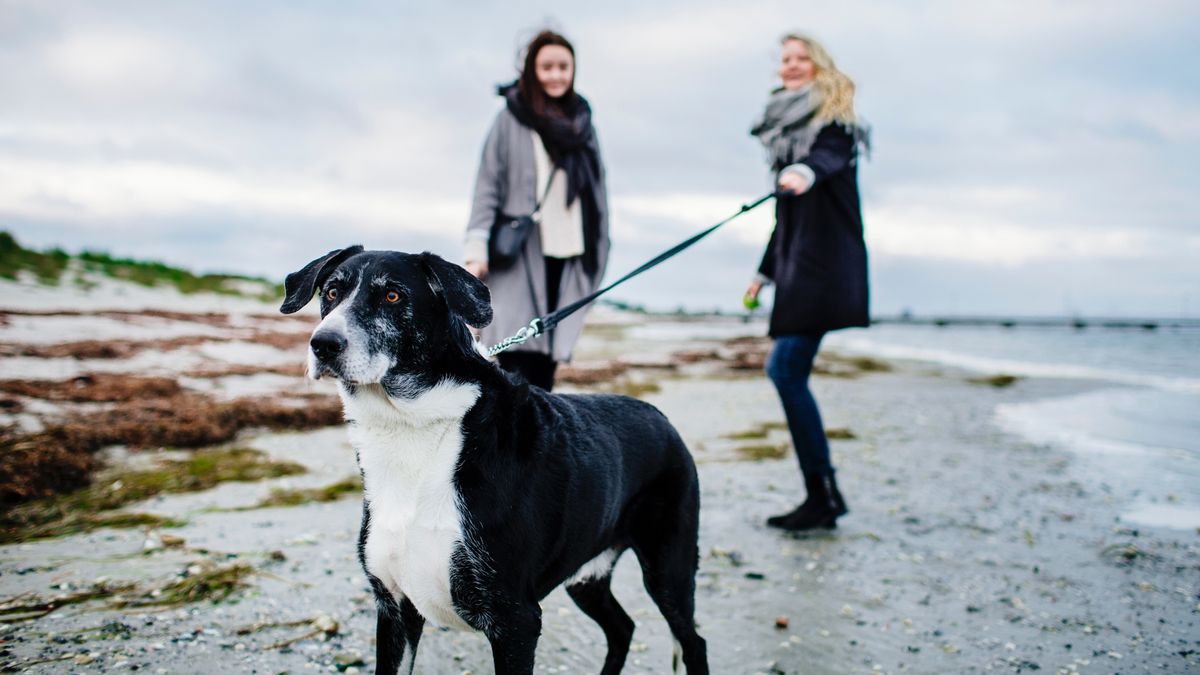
[872,315,1200,331]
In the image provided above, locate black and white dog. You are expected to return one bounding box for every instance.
[280,247,707,674]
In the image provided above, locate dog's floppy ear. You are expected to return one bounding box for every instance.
[280,245,365,314]
[419,252,493,329]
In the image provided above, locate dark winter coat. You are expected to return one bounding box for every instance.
[758,122,869,337]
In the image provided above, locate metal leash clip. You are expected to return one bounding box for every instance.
[487,317,544,357]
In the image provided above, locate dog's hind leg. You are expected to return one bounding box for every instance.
[566,573,635,675]
[635,539,708,674]
[632,478,709,674]
[375,594,425,675]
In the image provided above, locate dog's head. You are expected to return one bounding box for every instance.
[280,246,492,395]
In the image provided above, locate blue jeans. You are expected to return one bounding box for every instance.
[766,334,833,479]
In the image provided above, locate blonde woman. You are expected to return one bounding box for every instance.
[745,34,870,531]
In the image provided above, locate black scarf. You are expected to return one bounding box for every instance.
[499,81,600,209]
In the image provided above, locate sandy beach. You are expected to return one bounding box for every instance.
[1,278,1197,674]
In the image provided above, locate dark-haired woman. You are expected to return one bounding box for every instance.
[745,33,871,532]
[464,30,609,390]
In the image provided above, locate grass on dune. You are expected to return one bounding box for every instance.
[0,230,283,300]
[0,232,70,284]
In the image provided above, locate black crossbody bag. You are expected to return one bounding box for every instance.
[488,170,557,270]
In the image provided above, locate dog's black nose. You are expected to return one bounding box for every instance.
[310,331,347,361]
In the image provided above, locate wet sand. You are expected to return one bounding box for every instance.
[1,302,1198,673]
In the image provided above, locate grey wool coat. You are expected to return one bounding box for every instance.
[465,107,610,362]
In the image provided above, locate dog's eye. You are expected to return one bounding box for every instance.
[325,287,339,301]
[384,290,401,304]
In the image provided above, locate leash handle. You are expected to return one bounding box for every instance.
[487,191,777,355]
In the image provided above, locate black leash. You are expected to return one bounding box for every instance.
[487,191,777,356]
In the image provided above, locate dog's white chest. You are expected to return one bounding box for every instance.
[344,382,480,632]
[362,459,466,630]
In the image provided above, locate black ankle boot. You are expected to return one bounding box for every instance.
[766,473,847,531]
[828,474,848,517]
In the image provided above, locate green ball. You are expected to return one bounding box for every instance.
[743,294,761,310]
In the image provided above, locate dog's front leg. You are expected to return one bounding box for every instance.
[375,595,425,675]
[487,602,542,675]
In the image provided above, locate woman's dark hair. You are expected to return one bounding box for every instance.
[517,30,576,116]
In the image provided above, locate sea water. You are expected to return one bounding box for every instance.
[624,317,1200,529]
[827,322,1200,530]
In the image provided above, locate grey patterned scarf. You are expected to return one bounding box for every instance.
[750,85,824,170]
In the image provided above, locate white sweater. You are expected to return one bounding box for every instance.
[532,133,585,259]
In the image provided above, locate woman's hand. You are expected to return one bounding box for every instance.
[777,172,810,195]
[466,260,488,280]
[743,280,763,310]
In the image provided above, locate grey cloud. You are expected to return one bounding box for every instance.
[1,0,1197,318]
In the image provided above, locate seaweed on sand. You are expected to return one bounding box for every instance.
[557,361,631,385]
[0,447,305,543]
[725,421,854,442]
[813,353,894,378]
[723,421,789,440]
[0,561,257,624]
[736,444,789,461]
[118,561,256,607]
[0,580,137,623]
[967,374,1020,388]
[240,476,362,510]
[0,393,341,505]
[0,373,182,402]
[606,379,662,399]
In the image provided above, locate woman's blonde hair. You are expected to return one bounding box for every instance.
[782,33,857,126]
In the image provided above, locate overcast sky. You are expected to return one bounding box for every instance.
[2,0,1198,316]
